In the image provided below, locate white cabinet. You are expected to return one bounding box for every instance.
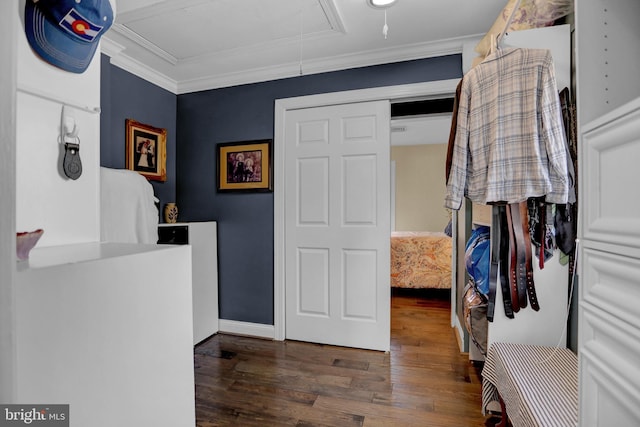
[576,1,640,425]
[159,221,219,344]
[16,243,196,427]
[578,100,640,426]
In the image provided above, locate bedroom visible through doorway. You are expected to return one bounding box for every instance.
[390,100,453,294]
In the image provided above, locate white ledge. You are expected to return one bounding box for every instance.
[16,241,183,272]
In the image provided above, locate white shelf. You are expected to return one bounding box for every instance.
[16,241,170,272]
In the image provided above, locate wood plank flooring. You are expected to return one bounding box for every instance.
[194,289,500,426]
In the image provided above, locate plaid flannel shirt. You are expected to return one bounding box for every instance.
[444,48,569,210]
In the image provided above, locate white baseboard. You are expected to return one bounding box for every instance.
[218,319,275,340]
[452,315,465,352]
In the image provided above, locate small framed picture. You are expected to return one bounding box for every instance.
[125,119,167,182]
[217,139,273,192]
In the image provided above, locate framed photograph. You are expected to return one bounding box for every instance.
[217,139,273,192]
[125,119,167,182]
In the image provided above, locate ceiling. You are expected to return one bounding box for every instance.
[102,0,508,95]
[102,0,509,146]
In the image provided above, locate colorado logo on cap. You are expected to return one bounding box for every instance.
[59,8,104,42]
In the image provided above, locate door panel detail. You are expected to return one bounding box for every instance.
[298,120,329,146]
[343,155,377,226]
[297,248,330,317]
[342,115,377,142]
[298,157,329,226]
[342,249,377,320]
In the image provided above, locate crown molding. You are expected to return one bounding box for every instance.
[101,37,125,57]
[110,24,179,65]
[102,34,482,95]
[177,34,481,94]
[102,44,178,93]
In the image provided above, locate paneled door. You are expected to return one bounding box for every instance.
[284,100,391,351]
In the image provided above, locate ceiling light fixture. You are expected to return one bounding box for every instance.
[367,0,397,39]
[367,0,398,9]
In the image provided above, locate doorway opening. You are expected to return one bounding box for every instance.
[390,97,454,235]
[389,98,457,348]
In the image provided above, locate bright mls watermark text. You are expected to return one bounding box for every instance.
[0,405,68,426]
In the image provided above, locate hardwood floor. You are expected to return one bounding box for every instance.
[194,289,500,426]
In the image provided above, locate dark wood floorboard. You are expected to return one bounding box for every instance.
[195,288,500,426]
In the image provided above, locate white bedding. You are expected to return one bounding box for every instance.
[100,167,159,244]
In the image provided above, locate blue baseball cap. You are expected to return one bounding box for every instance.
[25,0,114,73]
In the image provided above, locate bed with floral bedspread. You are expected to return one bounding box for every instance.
[390,231,452,289]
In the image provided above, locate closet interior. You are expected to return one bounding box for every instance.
[449,0,579,423]
[450,0,640,425]
[455,23,573,363]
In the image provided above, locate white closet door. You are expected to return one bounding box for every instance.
[284,100,391,352]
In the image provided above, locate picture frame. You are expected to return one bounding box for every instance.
[217,139,273,192]
[125,119,167,182]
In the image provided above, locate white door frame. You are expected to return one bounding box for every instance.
[273,79,459,341]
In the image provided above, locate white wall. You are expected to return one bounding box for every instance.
[484,25,571,348]
[391,144,449,232]
[3,0,101,402]
[10,3,196,425]
[15,4,101,247]
[0,0,18,404]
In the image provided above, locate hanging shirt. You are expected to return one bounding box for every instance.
[444,47,569,210]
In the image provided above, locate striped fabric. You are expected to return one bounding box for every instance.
[482,342,578,427]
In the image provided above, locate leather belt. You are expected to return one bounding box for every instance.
[509,203,528,309]
[487,207,499,322]
[519,201,540,311]
[538,200,546,270]
[508,202,540,311]
[505,204,520,313]
[486,201,542,320]
[497,205,514,319]
[488,205,514,321]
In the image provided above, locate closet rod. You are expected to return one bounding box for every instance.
[17,85,101,114]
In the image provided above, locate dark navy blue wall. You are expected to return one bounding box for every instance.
[176,55,463,325]
[100,55,178,210]
[100,52,580,346]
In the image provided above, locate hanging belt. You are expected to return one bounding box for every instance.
[538,200,546,269]
[520,201,540,311]
[505,204,520,314]
[509,201,540,311]
[488,205,514,322]
[497,205,514,319]
[487,207,500,322]
[509,202,528,309]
